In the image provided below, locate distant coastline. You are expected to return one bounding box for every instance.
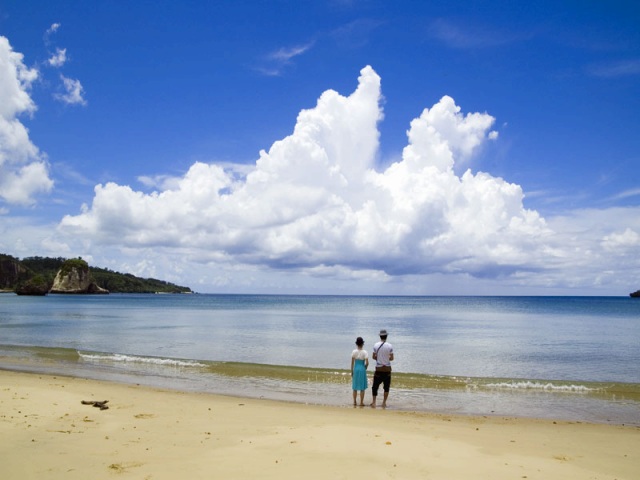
[0,253,192,294]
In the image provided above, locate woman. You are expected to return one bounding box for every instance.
[351,337,369,406]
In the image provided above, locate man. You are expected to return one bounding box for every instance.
[370,329,394,408]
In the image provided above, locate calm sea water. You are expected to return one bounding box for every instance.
[1,293,639,425]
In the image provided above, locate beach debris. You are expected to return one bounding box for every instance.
[134,413,154,419]
[108,462,143,473]
[81,399,109,410]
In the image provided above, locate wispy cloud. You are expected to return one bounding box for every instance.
[610,188,640,201]
[587,59,640,78]
[48,47,67,67]
[41,24,87,105]
[54,75,87,106]
[330,18,383,48]
[44,22,61,45]
[53,161,95,187]
[268,43,314,63]
[428,18,528,49]
[256,41,315,76]
[257,17,382,77]
[47,23,61,35]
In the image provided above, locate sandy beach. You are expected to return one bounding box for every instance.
[1,370,638,479]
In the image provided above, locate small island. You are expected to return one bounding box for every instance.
[1,254,192,295]
[631,290,640,298]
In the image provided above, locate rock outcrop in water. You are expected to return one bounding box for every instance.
[631,290,640,298]
[50,258,109,294]
[15,275,51,296]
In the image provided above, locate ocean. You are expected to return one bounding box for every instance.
[1,293,639,425]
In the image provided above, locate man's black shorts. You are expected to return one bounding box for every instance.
[372,370,391,395]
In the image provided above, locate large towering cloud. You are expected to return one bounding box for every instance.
[0,36,53,205]
[59,66,555,281]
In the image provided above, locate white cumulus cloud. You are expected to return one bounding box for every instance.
[0,36,54,206]
[60,66,557,283]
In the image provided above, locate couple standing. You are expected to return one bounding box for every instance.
[350,329,394,408]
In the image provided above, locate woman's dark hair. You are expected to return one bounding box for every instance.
[355,337,365,346]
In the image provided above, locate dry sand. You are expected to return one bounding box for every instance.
[1,370,638,479]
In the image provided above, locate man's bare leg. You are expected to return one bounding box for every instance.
[381,391,389,408]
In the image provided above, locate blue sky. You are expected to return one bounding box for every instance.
[1,0,639,295]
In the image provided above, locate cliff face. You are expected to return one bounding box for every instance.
[50,259,109,294]
[0,255,30,289]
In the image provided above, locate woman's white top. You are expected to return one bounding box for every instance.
[351,349,368,360]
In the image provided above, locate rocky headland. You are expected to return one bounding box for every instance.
[49,258,109,294]
[1,253,192,295]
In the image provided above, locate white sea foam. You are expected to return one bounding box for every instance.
[79,352,207,368]
[483,381,596,393]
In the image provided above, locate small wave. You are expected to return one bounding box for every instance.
[482,381,597,393]
[78,352,207,368]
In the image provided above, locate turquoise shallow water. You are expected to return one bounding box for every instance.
[1,293,639,424]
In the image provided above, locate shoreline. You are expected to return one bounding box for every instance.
[2,348,640,427]
[1,370,639,479]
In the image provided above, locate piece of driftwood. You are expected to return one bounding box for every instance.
[81,400,109,410]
